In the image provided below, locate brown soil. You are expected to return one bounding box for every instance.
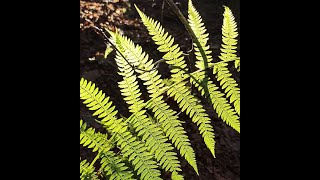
[80,0,240,179]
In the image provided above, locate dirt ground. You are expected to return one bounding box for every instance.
[80,0,240,179]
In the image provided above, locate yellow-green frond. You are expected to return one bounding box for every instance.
[186,1,240,132]
[99,150,136,180]
[115,50,183,173]
[213,62,240,116]
[80,159,99,180]
[166,80,216,157]
[213,6,240,116]
[136,4,217,157]
[111,31,198,175]
[188,0,213,67]
[135,4,187,80]
[80,78,127,134]
[80,78,162,180]
[80,120,135,180]
[219,6,238,62]
[80,119,112,152]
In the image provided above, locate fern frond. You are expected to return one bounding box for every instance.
[135,5,216,157]
[80,119,135,180]
[187,0,213,66]
[213,6,240,115]
[80,119,112,152]
[188,0,240,132]
[135,5,187,80]
[114,130,162,180]
[80,159,99,180]
[80,78,162,180]
[114,51,182,173]
[166,80,216,157]
[219,6,239,63]
[213,62,240,116]
[99,150,136,180]
[80,78,127,134]
[110,32,198,175]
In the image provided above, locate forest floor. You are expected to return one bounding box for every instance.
[80,0,240,179]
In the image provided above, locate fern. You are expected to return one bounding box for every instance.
[214,5,240,115]
[110,31,198,174]
[135,4,218,157]
[80,119,135,180]
[187,0,240,132]
[80,1,240,179]
[80,78,162,180]
[80,159,99,180]
[114,36,183,174]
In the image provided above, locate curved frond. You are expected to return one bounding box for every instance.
[188,0,240,132]
[219,6,239,63]
[214,6,240,115]
[80,159,99,180]
[80,120,135,180]
[213,62,240,116]
[135,5,187,80]
[135,4,216,157]
[100,150,136,180]
[166,80,216,157]
[111,31,198,175]
[80,78,162,180]
[187,0,213,67]
[80,119,112,152]
[114,49,182,173]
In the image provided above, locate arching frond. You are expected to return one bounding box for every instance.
[80,78,162,180]
[80,159,99,180]
[113,46,182,173]
[219,6,239,63]
[80,119,135,180]
[135,4,216,157]
[80,119,112,152]
[188,0,240,132]
[110,31,198,175]
[187,0,213,67]
[99,150,135,180]
[135,5,187,81]
[214,5,240,115]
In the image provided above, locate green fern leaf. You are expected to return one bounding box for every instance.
[135,4,217,157]
[80,119,135,180]
[80,159,99,180]
[114,49,182,173]
[110,31,198,175]
[188,0,240,133]
[100,150,136,180]
[80,78,162,180]
[214,6,240,115]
